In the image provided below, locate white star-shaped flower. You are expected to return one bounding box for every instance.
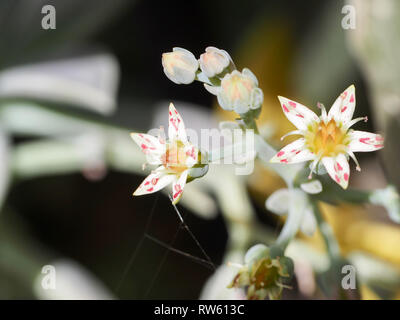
[270,85,384,189]
[130,103,199,203]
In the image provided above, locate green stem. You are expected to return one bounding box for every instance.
[242,116,259,135]
[312,200,341,261]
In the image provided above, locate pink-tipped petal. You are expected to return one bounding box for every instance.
[133,170,175,196]
[168,103,187,142]
[348,130,384,152]
[172,170,189,204]
[270,138,316,164]
[328,85,356,124]
[278,96,320,130]
[322,154,350,189]
[130,132,165,164]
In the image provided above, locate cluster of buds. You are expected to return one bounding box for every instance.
[162,46,263,115]
[228,244,293,300]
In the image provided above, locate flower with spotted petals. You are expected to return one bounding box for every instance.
[130,103,202,204]
[270,85,384,189]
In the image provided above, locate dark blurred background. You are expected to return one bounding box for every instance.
[1,0,399,299]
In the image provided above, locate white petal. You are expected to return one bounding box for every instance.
[168,103,187,142]
[232,100,250,114]
[300,207,317,236]
[278,96,320,130]
[133,170,174,196]
[270,138,316,164]
[196,71,212,85]
[130,132,165,164]
[204,83,220,96]
[172,170,189,204]
[242,68,258,86]
[265,188,290,215]
[217,91,234,111]
[348,130,384,152]
[322,153,350,189]
[250,88,263,110]
[328,85,356,124]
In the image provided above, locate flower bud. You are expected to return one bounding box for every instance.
[228,244,293,300]
[205,68,263,114]
[199,46,232,78]
[162,48,199,84]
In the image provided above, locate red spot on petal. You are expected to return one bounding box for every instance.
[186,147,196,159]
[335,175,341,183]
[277,151,285,157]
[295,150,301,154]
[359,138,370,144]
[337,162,343,171]
[173,184,183,199]
[151,178,159,185]
[144,181,150,186]
[283,104,289,113]
[374,144,384,148]
[344,173,349,181]
[146,187,154,192]
[341,106,347,113]
[141,144,148,149]
[350,94,355,103]
[170,118,178,131]
[289,101,296,107]
[296,113,304,118]
[280,159,288,163]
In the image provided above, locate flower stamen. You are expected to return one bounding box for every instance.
[346,116,368,129]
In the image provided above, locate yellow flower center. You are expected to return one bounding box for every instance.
[305,119,350,157]
[161,141,190,173]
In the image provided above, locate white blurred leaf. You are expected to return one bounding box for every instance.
[277,189,309,246]
[300,180,323,194]
[265,188,289,215]
[348,251,400,289]
[300,206,317,236]
[0,54,119,114]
